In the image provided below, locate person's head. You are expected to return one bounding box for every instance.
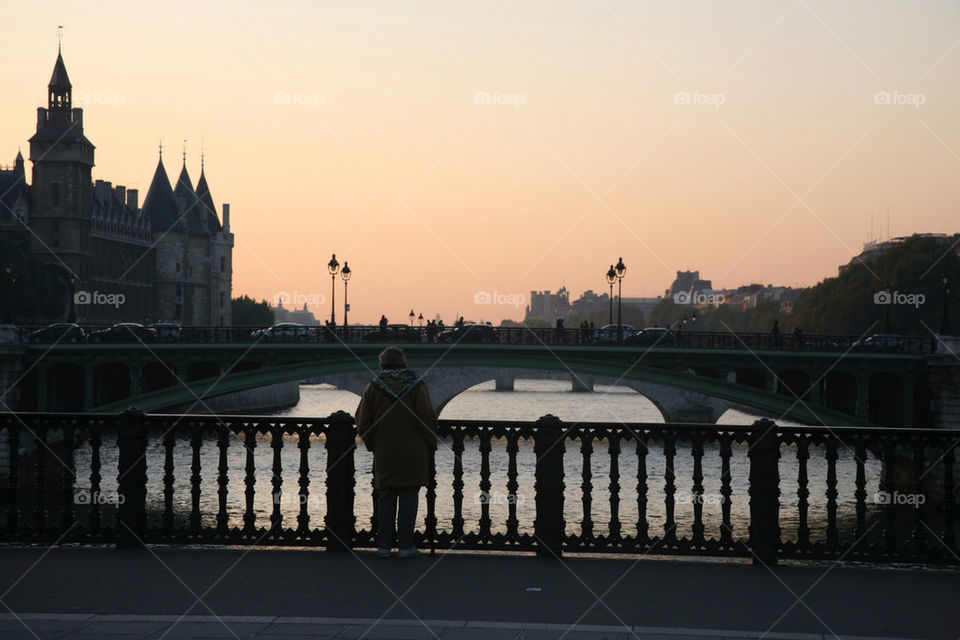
[379,346,406,370]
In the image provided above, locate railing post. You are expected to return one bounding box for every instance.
[748,418,780,565]
[325,411,356,551]
[116,407,147,549]
[534,414,565,558]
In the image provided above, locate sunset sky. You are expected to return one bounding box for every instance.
[3,0,959,324]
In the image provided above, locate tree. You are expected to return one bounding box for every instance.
[231,295,274,326]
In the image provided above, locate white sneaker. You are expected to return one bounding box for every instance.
[376,548,392,558]
[397,547,423,559]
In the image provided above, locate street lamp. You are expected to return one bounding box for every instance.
[409,309,415,326]
[882,281,892,333]
[67,275,77,323]
[940,273,952,336]
[2,263,14,324]
[341,262,351,327]
[327,254,340,325]
[615,257,626,342]
[418,312,424,327]
[605,265,616,326]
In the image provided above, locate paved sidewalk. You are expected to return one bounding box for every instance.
[0,548,956,640]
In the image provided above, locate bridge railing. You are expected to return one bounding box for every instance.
[17,324,938,353]
[0,411,956,564]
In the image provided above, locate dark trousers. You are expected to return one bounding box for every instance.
[376,487,419,550]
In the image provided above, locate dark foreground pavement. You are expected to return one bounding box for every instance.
[0,547,957,640]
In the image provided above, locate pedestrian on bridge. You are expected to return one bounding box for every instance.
[356,346,438,559]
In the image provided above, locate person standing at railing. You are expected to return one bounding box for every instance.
[356,346,438,558]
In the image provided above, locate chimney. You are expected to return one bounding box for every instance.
[222,203,230,231]
[37,107,47,127]
[127,189,138,210]
[71,108,83,128]
[117,185,126,207]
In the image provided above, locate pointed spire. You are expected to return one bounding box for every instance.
[49,49,71,90]
[142,154,178,232]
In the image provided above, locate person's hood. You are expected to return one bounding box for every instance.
[370,368,421,399]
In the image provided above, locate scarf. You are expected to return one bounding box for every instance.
[370,368,421,400]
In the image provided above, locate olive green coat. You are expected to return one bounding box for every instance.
[355,370,438,490]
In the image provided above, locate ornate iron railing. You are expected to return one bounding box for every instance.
[17,324,937,353]
[0,411,956,565]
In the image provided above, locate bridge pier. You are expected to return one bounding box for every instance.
[494,376,514,391]
[570,374,594,393]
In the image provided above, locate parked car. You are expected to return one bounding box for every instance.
[851,333,904,353]
[363,324,422,343]
[250,322,315,342]
[29,322,86,344]
[148,322,182,342]
[624,327,676,347]
[592,324,634,344]
[438,323,498,344]
[89,323,157,343]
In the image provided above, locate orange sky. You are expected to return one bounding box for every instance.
[3,1,959,323]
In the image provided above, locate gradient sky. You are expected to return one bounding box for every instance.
[3,1,959,323]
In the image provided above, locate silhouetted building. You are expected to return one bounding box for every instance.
[666,270,712,297]
[0,47,234,325]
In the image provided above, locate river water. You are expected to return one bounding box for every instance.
[70,380,895,545]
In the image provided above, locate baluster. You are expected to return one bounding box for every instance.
[7,425,19,534]
[297,429,311,538]
[60,423,75,532]
[426,448,437,551]
[796,436,810,550]
[854,438,867,547]
[636,437,648,547]
[162,431,175,536]
[825,437,838,552]
[663,434,676,546]
[580,432,594,542]
[912,439,926,556]
[216,426,229,537]
[271,427,283,538]
[690,433,705,547]
[89,426,101,535]
[941,442,955,552]
[190,426,202,537]
[479,431,492,540]
[505,431,519,541]
[883,438,897,554]
[243,426,257,536]
[452,431,464,538]
[719,433,733,548]
[34,428,47,535]
[608,433,621,542]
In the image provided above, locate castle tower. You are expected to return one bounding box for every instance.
[27,46,96,316]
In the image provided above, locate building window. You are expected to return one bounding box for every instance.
[51,222,60,248]
[175,262,180,273]
[176,283,183,301]
[219,291,225,310]
[220,257,225,272]
[51,182,60,207]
